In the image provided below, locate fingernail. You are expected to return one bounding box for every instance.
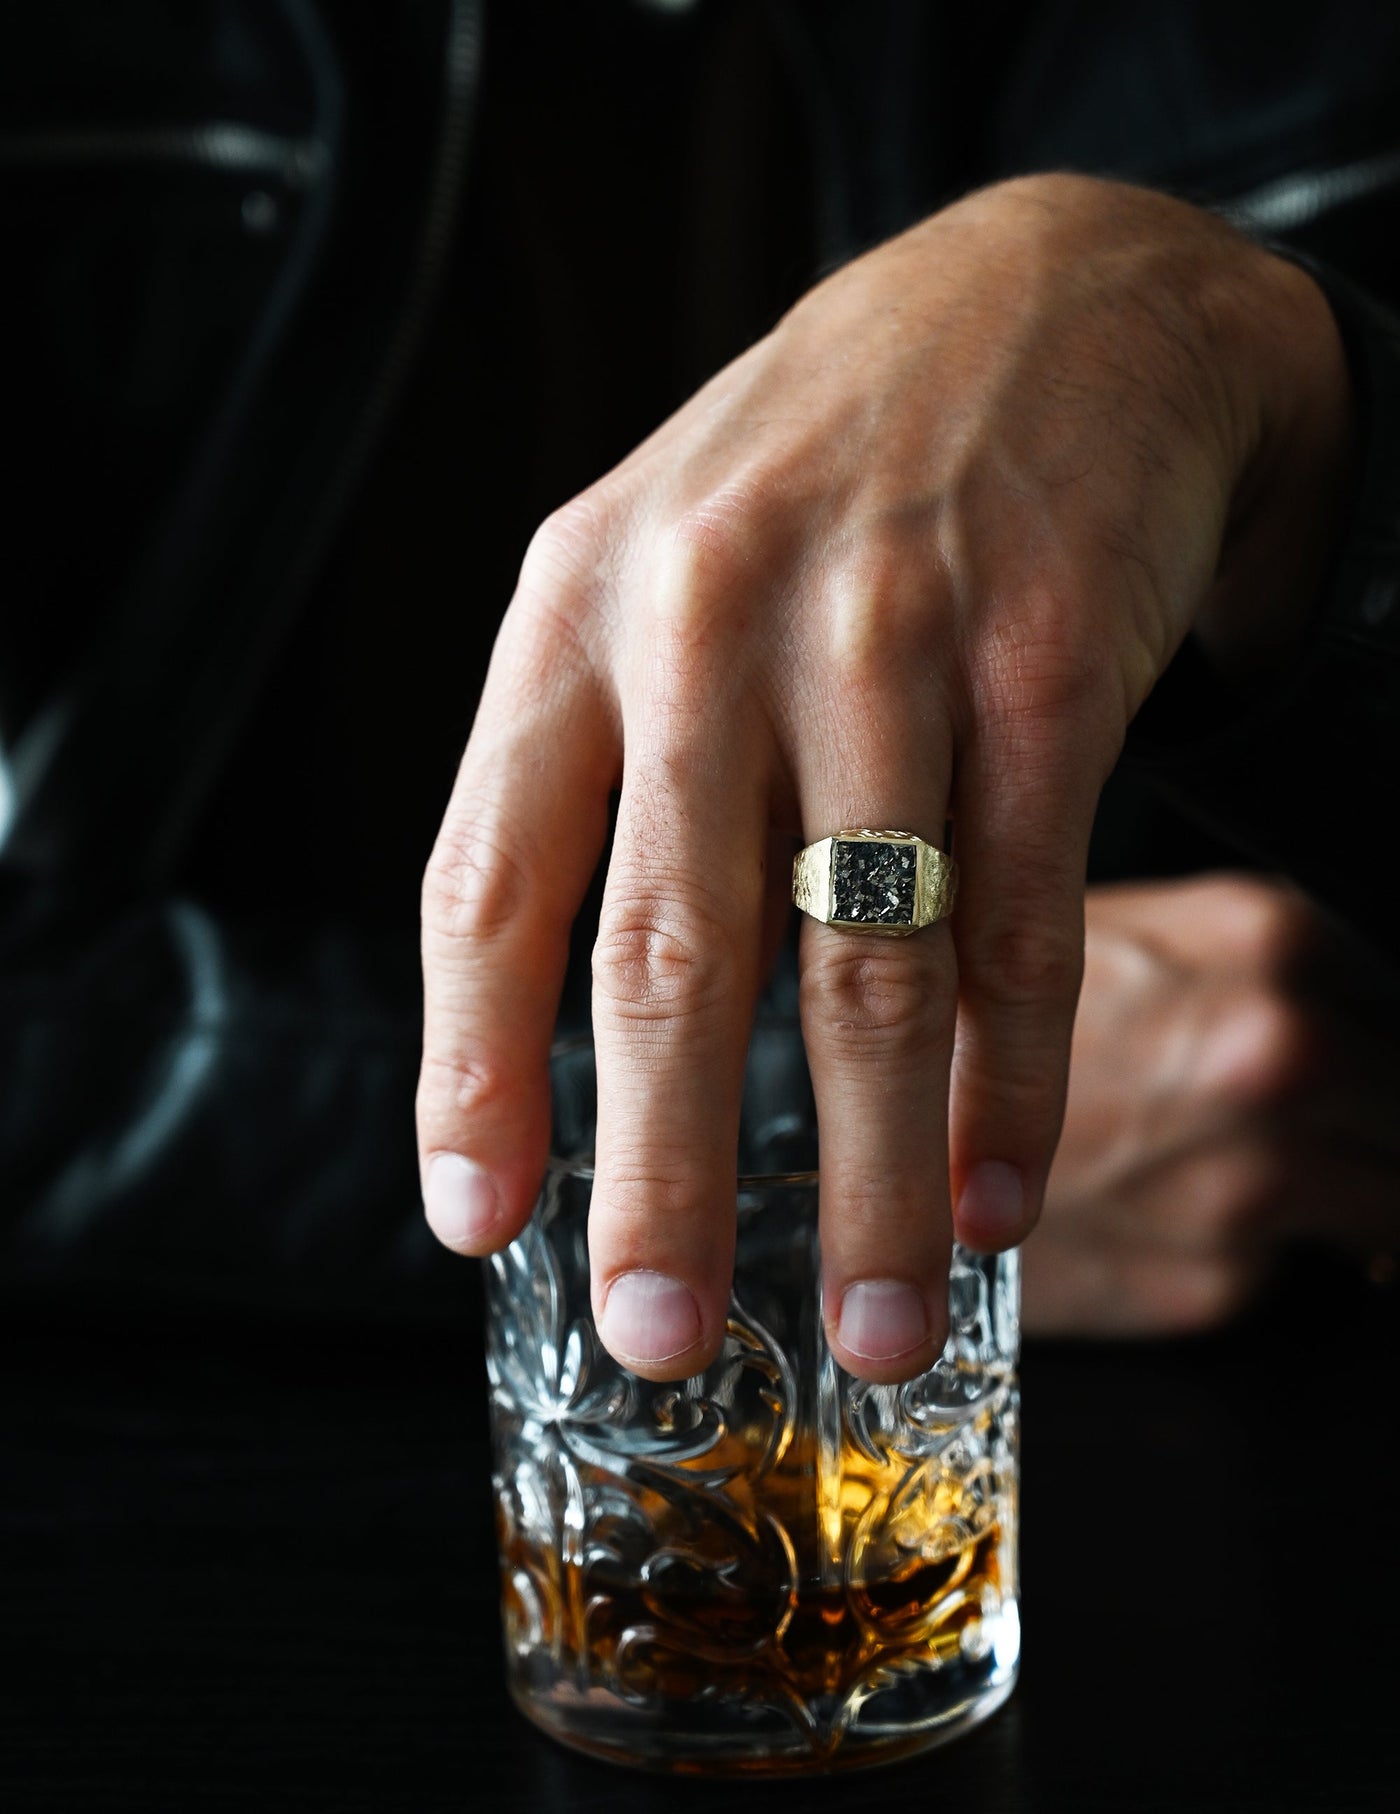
[837,1279,929,1361]
[600,1272,702,1367]
[956,1160,1026,1246]
[423,1153,502,1248]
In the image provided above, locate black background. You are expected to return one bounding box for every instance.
[5,1258,1396,1812]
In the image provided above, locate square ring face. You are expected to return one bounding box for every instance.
[830,837,917,926]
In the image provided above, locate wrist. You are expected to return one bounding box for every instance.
[1191,241,1356,681]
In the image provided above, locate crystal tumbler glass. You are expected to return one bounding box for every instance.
[485,1021,1020,1775]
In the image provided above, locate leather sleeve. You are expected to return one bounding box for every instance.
[0,876,469,1327]
[1120,260,1400,958]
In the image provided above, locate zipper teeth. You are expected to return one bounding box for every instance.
[1219,145,1400,233]
[0,121,327,183]
[143,0,484,882]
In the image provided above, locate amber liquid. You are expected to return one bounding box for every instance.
[499,1416,1007,1768]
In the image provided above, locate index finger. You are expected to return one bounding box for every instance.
[417,602,615,1256]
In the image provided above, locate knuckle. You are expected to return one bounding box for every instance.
[971,588,1099,722]
[594,1164,708,1230]
[519,490,615,598]
[416,1047,515,1130]
[593,891,737,1021]
[1208,994,1320,1113]
[802,939,945,1051]
[824,580,908,699]
[967,590,1125,777]
[968,923,1084,1013]
[643,520,771,716]
[1215,875,1319,979]
[964,1047,1070,1154]
[423,803,534,946]
[668,481,769,595]
[504,495,621,695]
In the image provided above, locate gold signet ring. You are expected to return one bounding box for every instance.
[791,828,957,936]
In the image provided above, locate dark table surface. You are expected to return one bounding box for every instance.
[4,1260,1398,1814]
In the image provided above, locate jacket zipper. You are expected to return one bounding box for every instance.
[0,122,327,187]
[2,0,484,882]
[1219,145,1400,234]
[140,0,485,880]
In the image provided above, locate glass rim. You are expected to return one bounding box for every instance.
[545,1015,820,1189]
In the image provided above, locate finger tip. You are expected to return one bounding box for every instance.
[607,1341,721,1384]
[423,1151,516,1254]
[826,1277,947,1383]
[827,1329,946,1385]
[595,1269,720,1380]
[954,1160,1035,1252]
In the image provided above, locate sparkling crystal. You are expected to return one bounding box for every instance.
[831,838,916,925]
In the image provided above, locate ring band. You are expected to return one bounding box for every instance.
[792,828,957,936]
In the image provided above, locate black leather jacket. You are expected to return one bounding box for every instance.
[4,0,1400,1322]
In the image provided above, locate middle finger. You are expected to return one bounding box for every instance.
[795,684,957,1383]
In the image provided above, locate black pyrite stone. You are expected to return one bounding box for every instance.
[831,839,916,924]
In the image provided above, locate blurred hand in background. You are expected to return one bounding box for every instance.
[1024,874,1400,1335]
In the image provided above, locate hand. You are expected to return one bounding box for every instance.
[418,173,1351,1382]
[1024,876,1400,1336]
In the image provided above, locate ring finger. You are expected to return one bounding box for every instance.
[795,702,957,1383]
